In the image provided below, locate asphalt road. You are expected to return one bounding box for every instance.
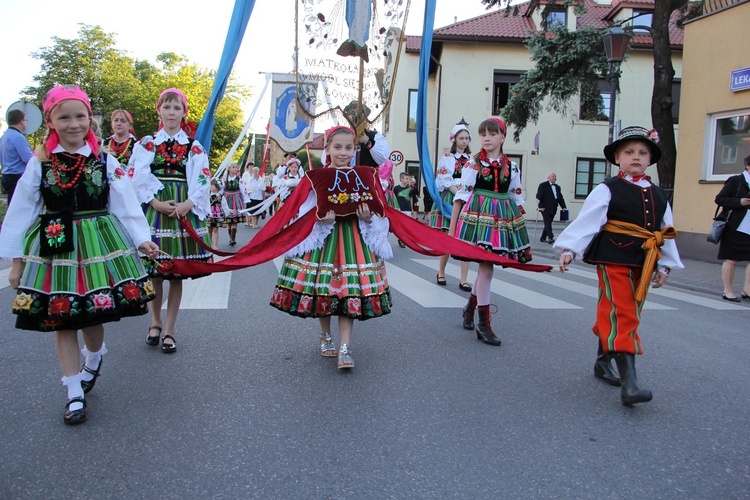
[1,228,748,499]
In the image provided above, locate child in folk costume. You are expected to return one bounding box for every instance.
[277,157,303,205]
[102,109,137,167]
[270,126,393,370]
[432,122,472,291]
[207,179,227,248]
[453,117,532,347]
[222,162,245,246]
[0,86,158,425]
[129,88,213,353]
[555,126,683,406]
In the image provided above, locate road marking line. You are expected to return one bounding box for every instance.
[165,271,232,309]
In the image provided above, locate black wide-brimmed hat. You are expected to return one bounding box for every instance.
[603,126,662,166]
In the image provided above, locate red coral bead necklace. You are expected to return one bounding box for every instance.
[51,153,86,190]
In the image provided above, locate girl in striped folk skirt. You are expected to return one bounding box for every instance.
[432,122,473,290]
[453,117,531,347]
[270,126,393,370]
[0,85,159,425]
[129,88,213,354]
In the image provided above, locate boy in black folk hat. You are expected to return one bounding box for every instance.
[554,126,684,407]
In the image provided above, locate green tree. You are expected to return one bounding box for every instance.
[23,24,249,168]
[481,0,701,195]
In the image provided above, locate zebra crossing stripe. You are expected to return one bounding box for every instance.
[166,271,233,309]
[554,264,745,310]
[428,260,581,309]
[499,265,674,311]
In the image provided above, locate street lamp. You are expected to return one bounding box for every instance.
[602,25,631,178]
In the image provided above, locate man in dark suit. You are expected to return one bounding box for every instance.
[536,172,568,243]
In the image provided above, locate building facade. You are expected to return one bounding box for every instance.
[386,0,682,220]
[672,0,750,260]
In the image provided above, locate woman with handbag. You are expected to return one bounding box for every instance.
[715,154,750,302]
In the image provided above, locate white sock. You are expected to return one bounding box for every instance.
[80,343,107,382]
[61,373,85,411]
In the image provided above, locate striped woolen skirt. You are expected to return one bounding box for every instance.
[270,217,392,320]
[429,189,454,231]
[143,178,212,279]
[223,190,244,224]
[455,189,532,263]
[12,212,155,332]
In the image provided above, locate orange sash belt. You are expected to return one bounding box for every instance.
[601,220,677,302]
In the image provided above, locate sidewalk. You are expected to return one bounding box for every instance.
[528,220,729,298]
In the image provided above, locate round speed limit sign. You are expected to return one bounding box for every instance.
[389,150,404,165]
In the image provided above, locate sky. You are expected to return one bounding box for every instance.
[0,0,500,134]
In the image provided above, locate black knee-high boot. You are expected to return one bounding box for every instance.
[594,341,620,387]
[463,294,477,330]
[613,353,652,405]
[476,305,501,346]
[229,228,237,245]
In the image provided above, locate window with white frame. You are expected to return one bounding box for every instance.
[580,79,610,121]
[575,158,607,198]
[706,110,750,179]
[545,8,567,28]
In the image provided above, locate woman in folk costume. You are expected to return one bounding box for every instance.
[270,126,393,370]
[128,87,213,353]
[453,117,532,347]
[102,109,137,168]
[432,122,472,291]
[222,162,245,246]
[555,126,683,406]
[0,85,158,424]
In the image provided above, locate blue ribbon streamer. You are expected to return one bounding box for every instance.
[416,0,451,219]
[195,0,256,154]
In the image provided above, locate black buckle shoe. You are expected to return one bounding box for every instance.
[64,397,87,425]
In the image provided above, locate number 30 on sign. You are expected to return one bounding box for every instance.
[389,150,404,165]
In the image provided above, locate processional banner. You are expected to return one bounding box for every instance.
[294,0,410,132]
[270,73,316,153]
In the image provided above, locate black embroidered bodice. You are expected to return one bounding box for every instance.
[41,153,109,213]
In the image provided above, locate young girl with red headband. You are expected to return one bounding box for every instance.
[452,117,531,347]
[0,85,159,425]
[129,88,213,353]
[270,126,393,370]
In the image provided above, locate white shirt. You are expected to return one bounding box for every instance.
[553,175,684,270]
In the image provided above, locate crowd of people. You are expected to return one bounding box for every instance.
[12,79,749,426]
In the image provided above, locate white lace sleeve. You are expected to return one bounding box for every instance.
[128,136,163,204]
[435,155,455,191]
[508,162,525,206]
[185,140,210,220]
[359,214,393,260]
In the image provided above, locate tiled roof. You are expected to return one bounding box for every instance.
[404,0,682,51]
[432,6,537,42]
[405,35,422,53]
